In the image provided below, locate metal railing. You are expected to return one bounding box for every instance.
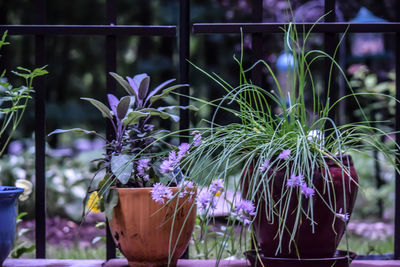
[1,0,400,260]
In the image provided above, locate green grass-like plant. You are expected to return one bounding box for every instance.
[180,22,399,260]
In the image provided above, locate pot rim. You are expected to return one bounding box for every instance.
[244,249,357,261]
[0,186,24,198]
[113,186,181,191]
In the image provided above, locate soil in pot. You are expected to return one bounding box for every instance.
[109,187,196,267]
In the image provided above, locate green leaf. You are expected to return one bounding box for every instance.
[0,31,10,49]
[104,189,119,221]
[81,97,113,119]
[122,111,148,126]
[95,222,106,228]
[31,66,48,78]
[149,84,188,103]
[111,154,133,184]
[116,96,130,120]
[18,228,31,237]
[109,72,136,96]
[157,105,199,112]
[92,236,105,244]
[145,78,176,104]
[140,108,179,122]
[159,176,171,185]
[11,70,29,79]
[16,212,28,220]
[11,242,35,258]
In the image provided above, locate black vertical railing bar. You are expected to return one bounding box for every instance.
[323,0,338,121]
[105,0,117,260]
[179,0,190,259]
[179,0,190,140]
[394,1,400,259]
[34,0,47,259]
[251,0,263,86]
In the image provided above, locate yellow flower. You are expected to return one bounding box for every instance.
[253,127,261,134]
[88,191,102,213]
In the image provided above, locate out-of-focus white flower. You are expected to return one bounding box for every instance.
[15,179,33,201]
[307,130,324,146]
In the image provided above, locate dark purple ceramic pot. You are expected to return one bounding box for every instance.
[243,155,358,259]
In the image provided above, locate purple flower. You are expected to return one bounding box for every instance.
[178,143,190,160]
[210,179,224,194]
[178,181,195,199]
[160,160,174,174]
[336,208,350,222]
[278,149,291,160]
[151,183,173,204]
[258,159,270,172]
[160,151,179,174]
[232,200,256,226]
[301,183,315,198]
[181,181,196,202]
[137,158,151,176]
[186,181,194,189]
[197,191,217,211]
[191,131,202,146]
[286,174,304,188]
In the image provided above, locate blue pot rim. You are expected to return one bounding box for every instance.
[0,186,24,198]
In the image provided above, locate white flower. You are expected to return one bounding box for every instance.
[15,179,33,201]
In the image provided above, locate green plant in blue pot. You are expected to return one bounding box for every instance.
[0,31,47,265]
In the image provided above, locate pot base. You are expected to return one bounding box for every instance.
[244,250,356,267]
[128,259,178,267]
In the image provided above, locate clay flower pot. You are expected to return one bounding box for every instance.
[109,187,196,267]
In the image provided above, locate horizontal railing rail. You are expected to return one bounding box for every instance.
[1,25,176,36]
[193,22,400,33]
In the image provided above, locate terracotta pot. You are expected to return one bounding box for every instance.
[109,187,196,267]
[243,155,358,259]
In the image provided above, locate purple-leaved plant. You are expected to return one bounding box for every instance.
[50,72,197,190]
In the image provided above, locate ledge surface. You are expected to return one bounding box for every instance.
[3,258,400,266]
